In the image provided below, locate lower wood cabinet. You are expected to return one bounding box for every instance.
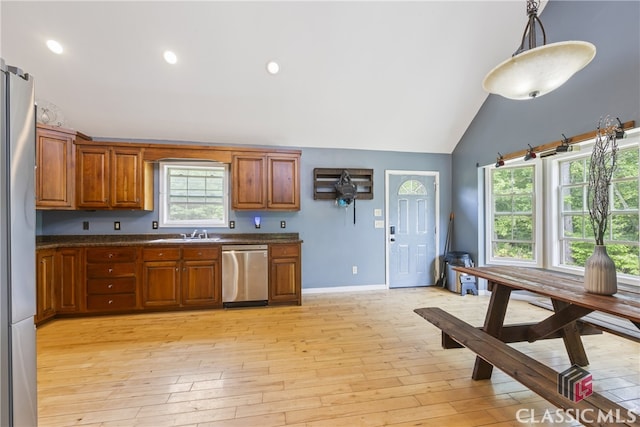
[85,246,138,312]
[181,247,221,306]
[36,240,299,322]
[57,248,83,314]
[36,249,56,324]
[142,246,221,308]
[269,243,302,305]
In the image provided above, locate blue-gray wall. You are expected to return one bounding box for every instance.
[451,1,640,262]
[39,147,451,289]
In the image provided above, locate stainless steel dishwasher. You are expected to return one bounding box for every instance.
[222,245,268,307]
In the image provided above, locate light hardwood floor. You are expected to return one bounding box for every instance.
[37,287,639,426]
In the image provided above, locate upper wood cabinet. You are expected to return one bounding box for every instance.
[35,124,90,209]
[76,145,153,210]
[232,152,300,211]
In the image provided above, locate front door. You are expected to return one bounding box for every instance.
[387,171,438,288]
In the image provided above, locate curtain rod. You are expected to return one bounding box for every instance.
[498,120,635,163]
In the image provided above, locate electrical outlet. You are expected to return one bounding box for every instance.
[114,221,121,231]
[152,221,158,229]
[229,220,235,229]
[82,221,89,230]
[280,220,286,229]
[352,265,358,275]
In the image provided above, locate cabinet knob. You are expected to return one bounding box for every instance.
[108,300,113,304]
[175,268,179,271]
[108,284,113,288]
[108,268,113,273]
[159,253,163,257]
[108,253,114,258]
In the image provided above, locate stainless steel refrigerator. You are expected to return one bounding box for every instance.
[0,58,38,426]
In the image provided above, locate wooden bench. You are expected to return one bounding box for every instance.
[414,307,640,427]
[529,299,640,343]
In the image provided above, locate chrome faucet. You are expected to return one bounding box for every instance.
[190,229,198,238]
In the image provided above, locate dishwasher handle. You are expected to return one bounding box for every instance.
[222,244,268,251]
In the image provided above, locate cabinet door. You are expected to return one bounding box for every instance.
[232,154,267,209]
[142,261,180,307]
[267,154,300,210]
[111,148,143,209]
[36,250,56,323]
[36,127,75,209]
[269,244,301,305]
[57,248,83,313]
[76,146,110,208]
[181,259,220,306]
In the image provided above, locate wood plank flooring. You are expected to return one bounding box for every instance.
[37,287,640,426]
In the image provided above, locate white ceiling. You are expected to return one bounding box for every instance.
[1,1,545,154]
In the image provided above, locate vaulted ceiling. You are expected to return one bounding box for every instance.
[2,1,547,153]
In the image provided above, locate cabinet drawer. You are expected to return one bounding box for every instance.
[143,247,181,261]
[87,278,136,294]
[86,247,137,263]
[87,294,137,311]
[182,247,220,260]
[270,244,299,258]
[87,262,136,278]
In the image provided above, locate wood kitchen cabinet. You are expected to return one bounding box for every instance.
[56,248,83,314]
[181,247,221,306]
[35,124,91,209]
[142,246,221,308]
[232,152,300,211]
[85,247,138,312]
[36,249,56,324]
[269,243,301,305]
[142,247,181,307]
[76,145,152,210]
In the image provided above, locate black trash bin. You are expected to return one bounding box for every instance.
[445,251,472,293]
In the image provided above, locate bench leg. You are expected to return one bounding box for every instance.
[552,299,589,366]
[472,283,512,380]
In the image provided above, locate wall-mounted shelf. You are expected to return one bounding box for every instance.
[313,168,373,200]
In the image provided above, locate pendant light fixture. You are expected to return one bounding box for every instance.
[483,0,596,100]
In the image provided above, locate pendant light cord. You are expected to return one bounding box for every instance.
[515,0,547,56]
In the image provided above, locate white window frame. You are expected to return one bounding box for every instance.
[158,161,229,228]
[481,127,639,285]
[484,160,543,266]
[545,129,640,284]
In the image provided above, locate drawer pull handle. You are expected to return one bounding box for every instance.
[108,300,113,304]
[108,284,113,288]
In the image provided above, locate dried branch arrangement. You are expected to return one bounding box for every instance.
[587,116,619,246]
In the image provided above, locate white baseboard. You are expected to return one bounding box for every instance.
[302,284,387,294]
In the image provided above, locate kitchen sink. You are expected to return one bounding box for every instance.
[148,237,221,243]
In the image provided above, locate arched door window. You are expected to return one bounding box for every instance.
[398,179,427,195]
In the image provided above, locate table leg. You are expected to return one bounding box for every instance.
[472,282,512,380]
[552,299,589,366]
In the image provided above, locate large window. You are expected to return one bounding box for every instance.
[485,164,541,265]
[159,162,228,227]
[483,129,639,283]
[557,146,639,276]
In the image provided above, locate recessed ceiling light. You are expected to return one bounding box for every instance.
[266,61,280,75]
[163,50,178,65]
[46,40,63,54]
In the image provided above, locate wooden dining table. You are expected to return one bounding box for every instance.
[453,266,640,379]
[414,266,640,426]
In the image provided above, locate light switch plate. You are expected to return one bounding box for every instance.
[374,209,382,217]
[374,220,384,228]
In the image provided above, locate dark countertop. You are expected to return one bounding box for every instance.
[36,233,301,249]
